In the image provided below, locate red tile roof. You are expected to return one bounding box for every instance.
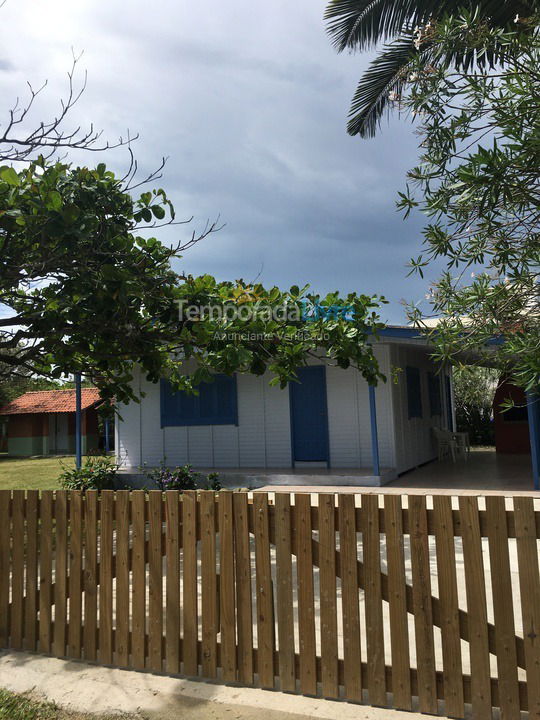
[0,388,102,415]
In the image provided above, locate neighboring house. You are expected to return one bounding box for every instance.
[0,389,102,456]
[116,327,455,485]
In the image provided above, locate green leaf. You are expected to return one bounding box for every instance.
[151,205,166,220]
[63,204,80,223]
[0,167,20,186]
[45,191,62,211]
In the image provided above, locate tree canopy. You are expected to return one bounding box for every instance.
[398,12,540,393]
[325,0,537,137]
[0,159,387,404]
[453,366,498,445]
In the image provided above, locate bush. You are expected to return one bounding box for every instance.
[59,456,118,491]
[453,366,498,446]
[144,462,222,492]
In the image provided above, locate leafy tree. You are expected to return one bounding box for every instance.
[0,4,388,403]
[325,0,536,137]
[398,12,540,393]
[0,160,387,404]
[453,366,498,444]
[0,371,63,408]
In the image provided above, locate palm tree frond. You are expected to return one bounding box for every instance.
[325,0,537,53]
[346,35,423,137]
[325,0,442,52]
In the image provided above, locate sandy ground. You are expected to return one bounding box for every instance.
[0,650,455,720]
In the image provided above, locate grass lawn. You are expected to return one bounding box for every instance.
[0,688,129,720]
[0,455,74,490]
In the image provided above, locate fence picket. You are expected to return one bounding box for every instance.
[165,490,180,674]
[295,493,317,696]
[39,492,54,654]
[274,493,295,693]
[409,495,437,715]
[83,490,98,662]
[459,495,491,719]
[253,492,274,688]
[384,494,411,711]
[362,494,386,706]
[131,491,146,670]
[115,491,130,668]
[25,490,39,652]
[182,490,198,677]
[233,491,253,685]
[318,494,338,699]
[432,495,464,719]
[148,492,163,672]
[67,491,83,659]
[99,491,114,665]
[486,496,520,720]
[200,491,218,679]
[218,492,236,683]
[338,493,362,702]
[10,490,25,650]
[514,496,540,718]
[0,492,9,647]
[53,490,67,657]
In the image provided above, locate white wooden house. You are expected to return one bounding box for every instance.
[115,327,454,486]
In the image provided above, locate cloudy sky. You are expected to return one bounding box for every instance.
[0,0,437,323]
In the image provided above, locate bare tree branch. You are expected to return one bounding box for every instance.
[0,52,135,164]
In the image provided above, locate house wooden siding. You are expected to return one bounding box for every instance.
[389,343,452,474]
[116,341,449,476]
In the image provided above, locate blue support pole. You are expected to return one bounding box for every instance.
[104,417,110,453]
[369,384,381,477]
[75,373,82,469]
[527,393,540,491]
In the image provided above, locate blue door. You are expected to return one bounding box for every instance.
[290,366,329,463]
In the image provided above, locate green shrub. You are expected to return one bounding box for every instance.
[59,456,118,491]
[144,462,222,492]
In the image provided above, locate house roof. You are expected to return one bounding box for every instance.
[0,388,102,415]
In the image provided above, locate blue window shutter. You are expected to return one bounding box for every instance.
[160,374,238,427]
[198,381,215,420]
[406,366,423,419]
[428,372,442,416]
[179,390,197,421]
[215,374,238,422]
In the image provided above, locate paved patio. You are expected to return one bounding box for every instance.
[387,447,536,494]
[257,448,538,496]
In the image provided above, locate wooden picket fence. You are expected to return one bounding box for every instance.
[0,489,539,719]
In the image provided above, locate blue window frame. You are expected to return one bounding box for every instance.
[160,374,238,427]
[406,366,423,419]
[428,372,442,416]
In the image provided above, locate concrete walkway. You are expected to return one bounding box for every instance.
[0,650,460,720]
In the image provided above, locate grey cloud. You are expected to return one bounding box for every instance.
[0,0,432,324]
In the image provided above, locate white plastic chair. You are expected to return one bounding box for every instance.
[453,431,470,459]
[433,427,458,462]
